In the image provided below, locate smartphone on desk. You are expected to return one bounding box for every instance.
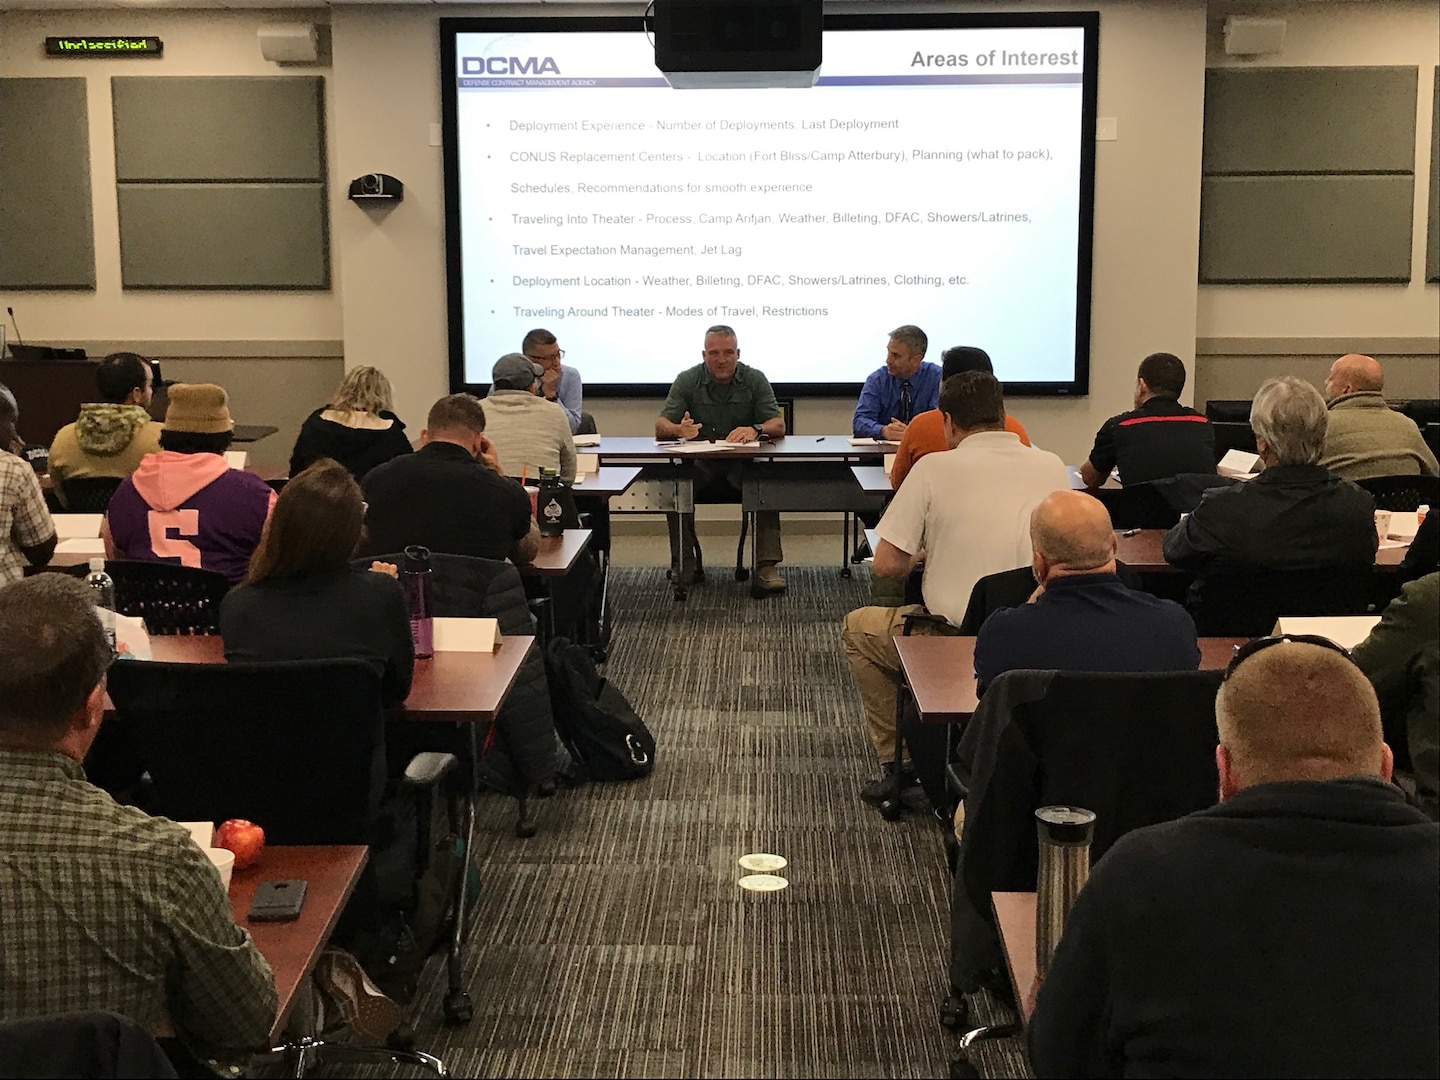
[248,879,307,922]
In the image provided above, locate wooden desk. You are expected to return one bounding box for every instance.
[992,891,1038,1026]
[571,466,642,499]
[894,635,1247,724]
[230,845,368,1043]
[850,464,892,496]
[523,528,591,577]
[1114,529,1408,572]
[142,635,536,723]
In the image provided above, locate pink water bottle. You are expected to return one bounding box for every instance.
[401,545,434,658]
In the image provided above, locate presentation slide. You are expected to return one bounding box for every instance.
[444,17,1096,394]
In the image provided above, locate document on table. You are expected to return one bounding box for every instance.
[849,437,899,448]
[657,440,757,453]
[1217,449,1260,479]
[573,433,602,447]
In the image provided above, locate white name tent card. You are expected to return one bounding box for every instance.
[573,433,601,447]
[55,537,106,556]
[1216,449,1260,479]
[1271,615,1381,651]
[576,453,599,476]
[52,514,103,539]
[883,454,895,477]
[432,617,499,652]
[223,450,249,470]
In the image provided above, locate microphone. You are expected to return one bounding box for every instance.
[6,307,21,346]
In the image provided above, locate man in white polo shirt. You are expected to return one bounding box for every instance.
[842,370,1069,805]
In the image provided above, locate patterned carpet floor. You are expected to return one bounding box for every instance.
[357,566,1028,1079]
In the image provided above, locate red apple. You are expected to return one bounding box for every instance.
[214,819,265,870]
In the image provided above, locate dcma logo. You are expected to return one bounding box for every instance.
[461,56,560,75]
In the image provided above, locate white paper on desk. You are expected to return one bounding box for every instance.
[432,617,499,652]
[223,450,248,470]
[883,454,895,476]
[1272,615,1381,651]
[55,537,106,555]
[573,432,601,446]
[52,513,103,539]
[667,441,748,454]
[179,822,214,850]
[1217,450,1260,478]
[850,437,898,447]
[111,610,152,661]
[576,453,599,475]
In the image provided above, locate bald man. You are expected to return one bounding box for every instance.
[1319,353,1438,480]
[972,491,1197,686]
[1029,641,1439,1078]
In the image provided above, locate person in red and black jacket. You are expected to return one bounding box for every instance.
[1079,352,1215,488]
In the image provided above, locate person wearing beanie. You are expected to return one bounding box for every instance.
[480,353,577,481]
[47,353,164,505]
[102,383,277,584]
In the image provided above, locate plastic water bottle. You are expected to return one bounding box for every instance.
[86,557,116,653]
[1035,805,1096,978]
[401,545,435,659]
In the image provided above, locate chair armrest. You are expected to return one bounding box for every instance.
[900,611,951,636]
[402,751,458,789]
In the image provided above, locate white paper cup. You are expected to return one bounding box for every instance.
[1374,510,1393,541]
[206,847,235,890]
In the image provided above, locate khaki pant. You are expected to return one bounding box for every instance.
[841,603,958,763]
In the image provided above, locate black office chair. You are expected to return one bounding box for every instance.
[943,669,1223,1075]
[1354,474,1440,513]
[56,475,123,512]
[1398,399,1440,429]
[1203,399,1252,423]
[0,1013,177,1078]
[104,560,230,636]
[1091,482,1181,530]
[103,657,470,1041]
[1209,421,1257,462]
[1189,566,1373,637]
[1423,424,1440,459]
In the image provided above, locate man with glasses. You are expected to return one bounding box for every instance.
[522,328,585,435]
[1028,637,1439,1078]
[655,325,788,594]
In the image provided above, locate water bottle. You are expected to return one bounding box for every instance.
[401,545,435,659]
[86,557,116,653]
[536,467,566,538]
[1035,805,1096,978]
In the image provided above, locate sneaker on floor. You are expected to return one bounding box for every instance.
[313,948,404,1044]
[861,761,918,804]
[755,563,786,594]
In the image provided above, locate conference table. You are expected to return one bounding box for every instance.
[1114,528,1409,573]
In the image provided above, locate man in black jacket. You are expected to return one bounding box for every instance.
[1028,639,1439,1078]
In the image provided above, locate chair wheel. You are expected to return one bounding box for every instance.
[443,989,473,1025]
[735,567,749,581]
[535,780,556,798]
[515,818,538,839]
[938,992,968,1029]
[878,796,903,822]
[673,587,687,601]
[949,1059,980,1080]
[840,567,853,579]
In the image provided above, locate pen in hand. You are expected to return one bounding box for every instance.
[1121,528,1142,537]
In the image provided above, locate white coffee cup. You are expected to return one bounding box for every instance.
[206,847,235,890]
[1374,510,1393,541]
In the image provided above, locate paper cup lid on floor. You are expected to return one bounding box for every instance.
[738,874,789,893]
[738,853,787,873]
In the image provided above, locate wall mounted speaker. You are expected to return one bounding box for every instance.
[258,23,318,64]
[1223,16,1286,57]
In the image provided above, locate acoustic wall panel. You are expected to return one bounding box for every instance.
[1200,176,1414,284]
[118,184,328,289]
[0,78,96,289]
[112,77,324,182]
[1203,67,1418,175]
[1427,68,1439,283]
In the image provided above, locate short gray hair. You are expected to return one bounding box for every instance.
[889,325,928,357]
[0,575,111,742]
[1250,376,1327,466]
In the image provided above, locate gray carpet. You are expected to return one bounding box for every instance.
[368,567,1029,1078]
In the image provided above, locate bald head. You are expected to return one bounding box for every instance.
[1217,642,1389,795]
[1030,490,1117,581]
[1324,354,1384,402]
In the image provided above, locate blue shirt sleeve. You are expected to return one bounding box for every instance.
[853,370,888,438]
[556,365,583,434]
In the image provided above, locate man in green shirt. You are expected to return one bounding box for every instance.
[0,574,277,1064]
[656,325,788,594]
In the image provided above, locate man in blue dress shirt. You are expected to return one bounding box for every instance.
[521,328,585,434]
[852,325,942,441]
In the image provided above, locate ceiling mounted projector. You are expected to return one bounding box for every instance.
[654,0,822,89]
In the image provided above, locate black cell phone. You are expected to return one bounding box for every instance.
[247,879,308,922]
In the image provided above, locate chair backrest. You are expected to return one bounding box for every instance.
[1091,482,1181,530]
[58,475,123,512]
[1192,566,1373,637]
[104,560,230,635]
[1354,474,1440,513]
[104,658,385,845]
[364,551,535,634]
[1209,421,1258,462]
[0,1013,177,1079]
[1424,424,1440,459]
[1397,399,1440,428]
[957,566,1035,634]
[1204,399,1252,423]
[963,669,1223,914]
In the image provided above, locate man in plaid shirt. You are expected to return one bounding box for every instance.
[0,574,277,1059]
[0,384,56,584]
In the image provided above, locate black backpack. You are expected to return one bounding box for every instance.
[544,637,655,782]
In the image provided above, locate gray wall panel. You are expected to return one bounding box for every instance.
[1204,67,1418,175]
[113,76,323,182]
[0,78,95,289]
[1428,68,1439,283]
[118,184,329,289]
[1199,175,1414,283]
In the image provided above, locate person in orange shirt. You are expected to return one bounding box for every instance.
[890,347,1029,489]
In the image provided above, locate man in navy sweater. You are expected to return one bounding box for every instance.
[1028,640,1440,1078]
[973,489,1199,687]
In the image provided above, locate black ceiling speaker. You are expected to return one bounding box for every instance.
[654,0,822,89]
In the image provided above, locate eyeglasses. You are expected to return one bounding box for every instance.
[525,350,564,362]
[1224,633,1356,681]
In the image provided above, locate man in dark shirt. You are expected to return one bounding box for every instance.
[1079,352,1214,488]
[1028,640,1439,1078]
[361,393,539,565]
[974,490,1198,687]
[1163,376,1376,596]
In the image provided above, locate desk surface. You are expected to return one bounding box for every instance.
[1115,529,1407,572]
[572,466,643,499]
[232,424,279,444]
[145,635,536,722]
[850,464,892,496]
[895,635,1247,724]
[993,891,1038,1026]
[524,528,591,576]
[593,435,890,460]
[230,845,368,1043]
